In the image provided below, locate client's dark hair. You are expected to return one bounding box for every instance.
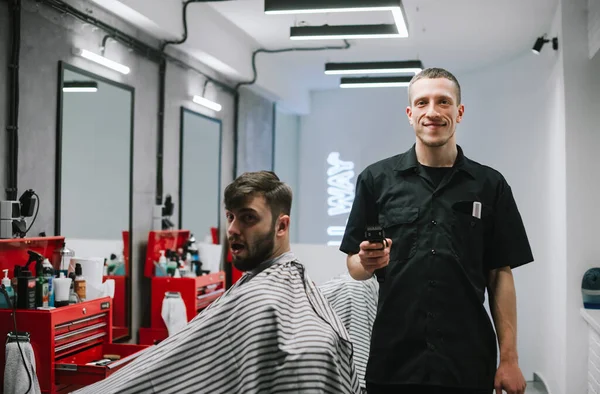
[224,171,292,222]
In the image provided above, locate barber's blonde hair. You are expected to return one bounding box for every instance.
[408,67,462,105]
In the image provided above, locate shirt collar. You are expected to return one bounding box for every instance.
[394,143,475,179]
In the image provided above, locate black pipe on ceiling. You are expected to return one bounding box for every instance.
[156,0,222,206]
[5,0,21,201]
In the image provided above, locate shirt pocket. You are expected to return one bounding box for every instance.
[451,201,486,272]
[379,206,419,263]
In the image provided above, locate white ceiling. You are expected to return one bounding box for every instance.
[208,0,559,90]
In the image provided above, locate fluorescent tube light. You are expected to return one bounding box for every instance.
[192,95,222,112]
[291,24,402,40]
[325,60,423,75]
[63,81,99,93]
[340,76,412,88]
[73,48,131,75]
[265,0,401,14]
[267,0,409,39]
[63,87,98,93]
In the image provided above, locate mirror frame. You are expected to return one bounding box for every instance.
[178,107,223,235]
[55,61,135,342]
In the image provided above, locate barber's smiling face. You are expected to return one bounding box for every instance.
[406,77,465,148]
[226,195,276,272]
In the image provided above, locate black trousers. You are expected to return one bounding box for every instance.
[366,382,491,394]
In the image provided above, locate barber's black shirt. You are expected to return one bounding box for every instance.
[340,144,534,390]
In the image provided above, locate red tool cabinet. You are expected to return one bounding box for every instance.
[0,297,149,393]
[138,230,225,345]
[0,237,149,393]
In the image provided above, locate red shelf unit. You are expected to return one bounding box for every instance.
[138,230,225,345]
[105,230,130,340]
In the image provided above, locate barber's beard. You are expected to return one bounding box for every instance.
[232,225,276,272]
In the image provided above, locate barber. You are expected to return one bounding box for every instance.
[340,68,534,394]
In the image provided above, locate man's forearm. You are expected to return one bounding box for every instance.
[347,253,373,281]
[488,267,519,364]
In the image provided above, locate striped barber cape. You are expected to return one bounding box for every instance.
[73,256,362,394]
[319,275,379,390]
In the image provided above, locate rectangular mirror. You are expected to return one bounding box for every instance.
[56,61,133,341]
[179,107,222,243]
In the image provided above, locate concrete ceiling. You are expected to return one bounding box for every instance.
[90,0,559,113]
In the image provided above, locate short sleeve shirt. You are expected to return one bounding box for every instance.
[340,144,534,390]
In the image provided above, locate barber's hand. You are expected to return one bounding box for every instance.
[358,239,392,275]
[494,361,526,394]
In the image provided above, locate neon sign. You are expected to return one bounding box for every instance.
[326,152,355,246]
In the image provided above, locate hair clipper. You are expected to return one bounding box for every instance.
[365,225,387,283]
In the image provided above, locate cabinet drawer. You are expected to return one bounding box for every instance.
[55,343,151,386]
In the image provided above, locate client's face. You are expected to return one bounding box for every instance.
[226,195,276,272]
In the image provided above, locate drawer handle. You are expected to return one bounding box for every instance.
[55,332,105,352]
[55,313,107,330]
[55,322,107,341]
[56,364,78,372]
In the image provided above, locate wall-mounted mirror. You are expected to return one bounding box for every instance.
[179,107,222,245]
[56,61,133,341]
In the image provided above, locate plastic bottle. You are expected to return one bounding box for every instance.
[0,269,15,309]
[42,259,55,307]
[53,272,72,307]
[68,272,78,304]
[167,253,178,277]
[35,260,49,308]
[156,250,167,277]
[73,263,86,302]
[17,269,36,309]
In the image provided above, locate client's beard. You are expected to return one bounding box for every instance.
[232,226,275,272]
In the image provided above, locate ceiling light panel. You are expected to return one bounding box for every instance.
[265,0,401,14]
[325,60,423,75]
[340,76,412,88]
[291,24,402,40]
[266,0,409,39]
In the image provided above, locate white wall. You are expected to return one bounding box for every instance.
[536,4,568,392]
[290,244,348,285]
[456,16,567,386]
[274,108,301,243]
[562,0,600,393]
[297,88,414,244]
[297,35,566,384]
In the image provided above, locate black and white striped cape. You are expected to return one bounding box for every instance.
[73,258,362,394]
[319,275,379,390]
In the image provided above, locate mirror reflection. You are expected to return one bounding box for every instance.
[179,108,222,242]
[57,62,133,341]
